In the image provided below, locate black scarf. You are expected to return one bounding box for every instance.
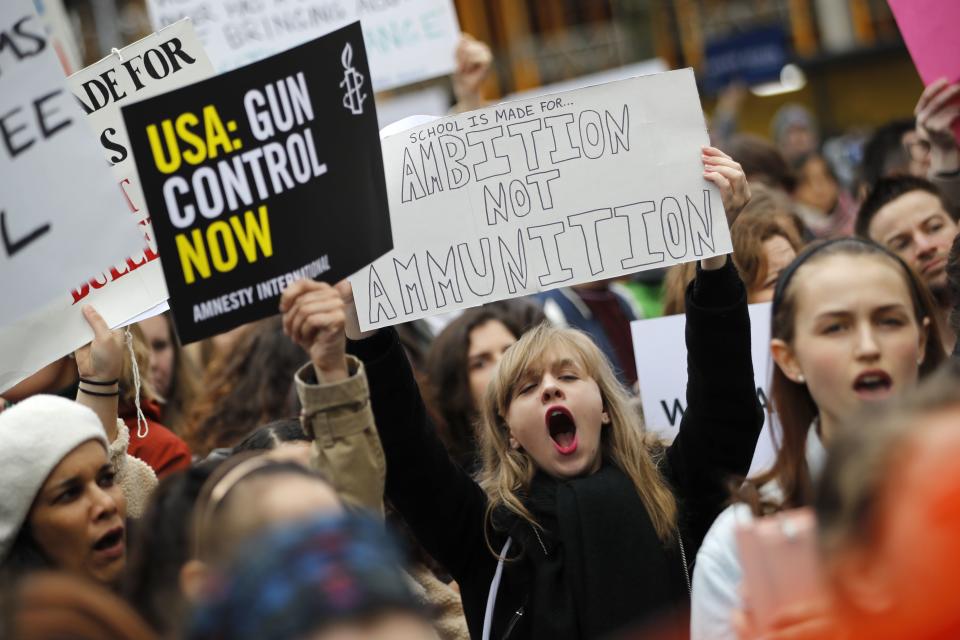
[502,463,688,639]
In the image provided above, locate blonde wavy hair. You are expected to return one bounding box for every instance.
[477,324,678,547]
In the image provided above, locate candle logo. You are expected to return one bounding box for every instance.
[340,43,367,116]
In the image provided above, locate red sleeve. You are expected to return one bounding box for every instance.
[124,416,193,477]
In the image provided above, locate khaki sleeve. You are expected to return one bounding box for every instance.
[295,355,385,515]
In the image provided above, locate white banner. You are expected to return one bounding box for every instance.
[0,19,214,394]
[631,302,779,476]
[145,0,460,91]
[352,68,733,331]
[0,0,144,326]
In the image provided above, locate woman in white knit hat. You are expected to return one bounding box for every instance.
[0,306,156,587]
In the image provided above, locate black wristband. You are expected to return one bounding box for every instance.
[79,388,120,397]
[79,377,119,386]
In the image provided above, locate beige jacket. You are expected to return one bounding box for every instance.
[294,355,385,515]
[109,420,158,519]
[294,357,469,640]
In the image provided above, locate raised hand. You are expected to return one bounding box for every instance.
[74,306,122,440]
[915,78,960,174]
[703,146,751,227]
[74,306,123,383]
[280,280,348,382]
[452,34,492,111]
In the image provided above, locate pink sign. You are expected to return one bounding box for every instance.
[889,0,960,140]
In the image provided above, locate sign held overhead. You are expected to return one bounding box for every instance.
[122,21,392,343]
[352,69,734,331]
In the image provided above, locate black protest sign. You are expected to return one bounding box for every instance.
[122,21,390,343]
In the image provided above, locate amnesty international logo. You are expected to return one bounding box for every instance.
[340,43,367,115]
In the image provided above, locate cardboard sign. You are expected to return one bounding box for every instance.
[0,21,217,395]
[0,0,144,325]
[352,68,733,331]
[632,303,778,476]
[889,0,960,140]
[145,0,460,91]
[122,21,391,343]
[66,20,215,315]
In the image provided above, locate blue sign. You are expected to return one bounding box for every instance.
[703,25,790,94]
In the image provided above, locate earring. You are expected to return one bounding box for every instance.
[797,374,805,383]
[601,413,610,424]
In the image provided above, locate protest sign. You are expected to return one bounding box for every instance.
[122,21,391,344]
[145,0,460,91]
[889,0,960,140]
[66,19,215,314]
[0,0,144,326]
[352,68,733,331]
[631,303,778,476]
[703,25,789,94]
[0,20,217,395]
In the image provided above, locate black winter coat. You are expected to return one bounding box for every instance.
[348,260,763,639]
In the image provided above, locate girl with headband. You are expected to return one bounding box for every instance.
[691,237,946,640]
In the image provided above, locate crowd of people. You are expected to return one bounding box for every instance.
[2,34,960,640]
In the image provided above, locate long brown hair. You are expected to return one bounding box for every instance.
[156,312,201,435]
[477,324,677,546]
[661,209,804,315]
[742,238,946,515]
[425,305,534,468]
[183,318,306,455]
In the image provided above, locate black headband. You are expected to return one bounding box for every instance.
[771,236,925,319]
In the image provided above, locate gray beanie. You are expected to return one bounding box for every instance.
[0,395,108,562]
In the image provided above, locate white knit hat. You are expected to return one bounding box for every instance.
[0,395,108,561]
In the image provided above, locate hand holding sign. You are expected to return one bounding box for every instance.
[915,79,960,172]
[73,306,124,384]
[702,146,751,227]
[280,280,348,383]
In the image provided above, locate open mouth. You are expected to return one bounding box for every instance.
[92,527,125,558]
[853,370,893,398]
[546,406,578,455]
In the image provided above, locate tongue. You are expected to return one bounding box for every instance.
[554,431,575,448]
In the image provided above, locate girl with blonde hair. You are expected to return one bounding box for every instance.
[342,149,763,639]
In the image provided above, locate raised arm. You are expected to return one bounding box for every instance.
[665,150,764,555]
[337,283,492,581]
[281,279,386,515]
[74,305,123,441]
[915,79,960,208]
[283,280,492,581]
[74,305,157,517]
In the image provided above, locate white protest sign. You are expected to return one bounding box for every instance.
[352,68,733,331]
[67,19,214,310]
[145,0,460,91]
[0,0,144,325]
[631,303,780,477]
[0,20,214,394]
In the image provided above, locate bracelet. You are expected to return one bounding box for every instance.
[78,388,119,397]
[79,377,119,386]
